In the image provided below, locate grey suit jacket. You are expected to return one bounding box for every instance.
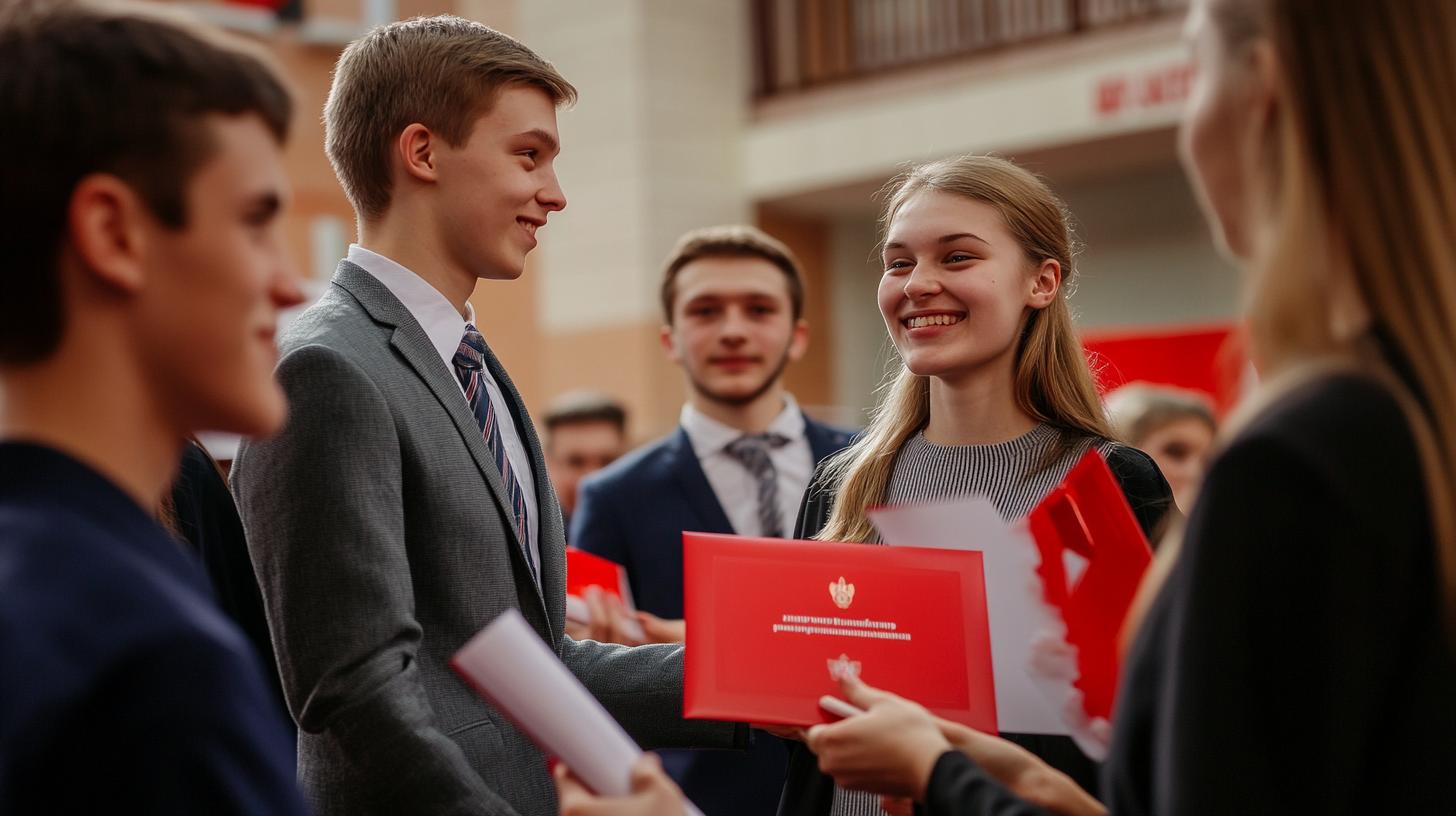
[232,262,741,816]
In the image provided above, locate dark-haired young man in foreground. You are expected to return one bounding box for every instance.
[0,3,306,812]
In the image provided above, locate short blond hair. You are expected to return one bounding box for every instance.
[324,15,577,221]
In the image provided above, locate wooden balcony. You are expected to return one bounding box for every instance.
[753,0,1189,98]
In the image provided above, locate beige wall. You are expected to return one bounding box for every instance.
[510,0,761,439]
[270,40,356,282]
[757,209,836,419]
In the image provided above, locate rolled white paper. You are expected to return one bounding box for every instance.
[451,609,703,815]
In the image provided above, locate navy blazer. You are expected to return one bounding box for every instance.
[572,416,853,617]
[0,443,303,814]
[571,414,854,816]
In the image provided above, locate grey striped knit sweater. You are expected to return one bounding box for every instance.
[830,423,1113,816]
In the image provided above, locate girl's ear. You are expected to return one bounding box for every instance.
[1027,258,1061,309]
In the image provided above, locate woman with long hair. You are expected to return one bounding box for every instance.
[799,0,1456,814]
[776,153,1174,816]
[552,154,1175,816]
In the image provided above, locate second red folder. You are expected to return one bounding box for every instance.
[682,532,997,731]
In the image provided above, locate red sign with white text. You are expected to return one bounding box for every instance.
[682,533,997,731]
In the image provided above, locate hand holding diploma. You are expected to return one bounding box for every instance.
[568,586,646,644]
[804,676,951,801]
[555,755,687,816]
[565,549,648,643]
[451,610,704,816]
[567,588,686,646]
[806,676,1105,815]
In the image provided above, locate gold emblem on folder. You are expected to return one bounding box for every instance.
[827,653,862,681]
[829,576,855,609]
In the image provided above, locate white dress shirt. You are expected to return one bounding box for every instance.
[347,244,541,582]
[680,396,815,538]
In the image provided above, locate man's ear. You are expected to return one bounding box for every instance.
[787,318,810,363]
[396,123,441,184]
[659,323,681,363]
[67,173,151,294]
[1027,258,1061,309]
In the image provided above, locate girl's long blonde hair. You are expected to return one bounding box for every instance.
[1208,0,1456,628]
[818,155,1112,543]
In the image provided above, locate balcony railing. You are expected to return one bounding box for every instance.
[753,0,1189,98]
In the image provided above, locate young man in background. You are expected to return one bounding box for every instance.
[573,225,854,816]
[543,390,629,535]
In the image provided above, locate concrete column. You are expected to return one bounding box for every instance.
[515,0,754,437]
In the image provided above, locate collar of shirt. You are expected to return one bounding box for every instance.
[680,394,808,461]
[347,244,477,372]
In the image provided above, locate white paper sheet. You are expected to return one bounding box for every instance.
[452,609,703,815]
[869,498,1067,735]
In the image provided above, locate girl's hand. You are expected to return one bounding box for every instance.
[879,796,915,815]
[931,717,1105,815]
[803,676,950,801]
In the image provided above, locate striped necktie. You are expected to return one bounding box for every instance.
[453,324,535,581]
[724,432,792,538]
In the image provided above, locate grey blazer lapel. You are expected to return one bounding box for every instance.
[475,337,565,636]
[332,262,550,622]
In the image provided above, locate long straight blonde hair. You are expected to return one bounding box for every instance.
[818,156,1112,543]
[1213,0,1456,626]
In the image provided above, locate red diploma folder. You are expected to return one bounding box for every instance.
[564,547,644,642]
[565,546,629,600]
[682,533,997,731]
[1027,450,1153,724]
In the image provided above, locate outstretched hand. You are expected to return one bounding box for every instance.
[930,717,1104,814]
[567,587,647,645]
[807,677,1104,814]
[634,610,686,644]
[565,589,686,647]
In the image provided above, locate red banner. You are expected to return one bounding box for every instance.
[1082,321,1244,412]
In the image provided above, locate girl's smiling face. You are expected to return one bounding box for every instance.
[878,189,1058,384]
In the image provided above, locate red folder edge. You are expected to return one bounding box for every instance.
[565,546,628,600]
[1027,450,1153,721]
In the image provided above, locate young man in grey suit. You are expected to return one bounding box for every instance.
[231,17,744,816]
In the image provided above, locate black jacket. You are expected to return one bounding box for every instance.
[921,374,1456,815]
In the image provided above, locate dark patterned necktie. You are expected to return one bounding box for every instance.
[453,324,535,581]
[724,432,792,538]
